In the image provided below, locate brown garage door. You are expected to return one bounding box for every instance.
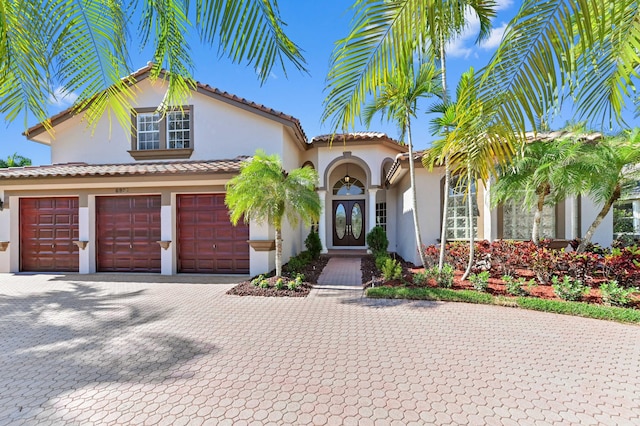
[177,194,249,274]
[96,195,161,272]
[20,197,79,272]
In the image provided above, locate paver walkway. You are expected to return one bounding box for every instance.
[312,257,363,297]
[0,273,639,425]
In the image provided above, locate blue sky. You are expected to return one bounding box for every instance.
[0,0,618,166]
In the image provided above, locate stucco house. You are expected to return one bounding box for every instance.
[0,65,613,276]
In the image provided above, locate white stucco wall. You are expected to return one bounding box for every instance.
[48,80,287,165]
[394,168,445,265]
[581,197,613,247]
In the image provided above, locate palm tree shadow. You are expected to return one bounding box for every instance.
[0,283,217,423]
[338,292,442,310]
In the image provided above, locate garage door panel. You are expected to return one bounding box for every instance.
[96,196,161,273]
[20,197,79,272]
[177,194,249,274]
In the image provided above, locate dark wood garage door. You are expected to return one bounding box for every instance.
[177,194,249,274]
[20,197,79,272]
[96,195,161,273]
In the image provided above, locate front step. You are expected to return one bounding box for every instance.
[325,249,369,258]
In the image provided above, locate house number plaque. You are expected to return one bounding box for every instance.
[115,188,129,193]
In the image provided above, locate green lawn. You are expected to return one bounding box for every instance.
[366,286,640,324]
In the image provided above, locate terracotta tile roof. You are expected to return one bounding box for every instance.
[25,63,307,143]
[0,157,248,180]
[310,132,399,143]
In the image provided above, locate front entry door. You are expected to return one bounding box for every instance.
[333,200,365,246]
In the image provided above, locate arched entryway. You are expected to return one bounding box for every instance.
[329,162,367,247]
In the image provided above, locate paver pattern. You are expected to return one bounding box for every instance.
[0,273,639,425]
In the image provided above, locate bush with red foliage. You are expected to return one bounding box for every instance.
[603,246,640,287]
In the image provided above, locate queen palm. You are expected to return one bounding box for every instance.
[2,0,306,131]
[225,150,321,277]
[323,0,498,273]
[424,67,514,279]
[363,62,441,267]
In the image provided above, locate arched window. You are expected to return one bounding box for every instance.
[333,177,364,195]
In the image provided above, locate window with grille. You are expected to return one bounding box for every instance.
[136,113,160,150]
[446,179,478,240]
[167,111,191,149]
[376,202,387,231]
[131,107,193,159]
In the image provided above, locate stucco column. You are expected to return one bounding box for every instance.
[368,188,378,234]
[0,191,10,273]
[160,192,175,275]
[634,200,640,236]
[78,195,92,274]
[317,190,328,253]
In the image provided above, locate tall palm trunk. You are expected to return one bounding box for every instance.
[577,185,621,253]
[275,227,282,276]
[532,183,550,245]
[462,167,474,280]
[438,35,450,272]
[406,117,428,268]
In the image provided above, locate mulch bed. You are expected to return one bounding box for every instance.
[226,255,329,297]
[361,254,640,308]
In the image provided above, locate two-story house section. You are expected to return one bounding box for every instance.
[0,65,614,277]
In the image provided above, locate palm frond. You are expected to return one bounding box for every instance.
[196,0,307,83]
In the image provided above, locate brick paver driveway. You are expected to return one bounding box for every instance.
[0,274,638,425]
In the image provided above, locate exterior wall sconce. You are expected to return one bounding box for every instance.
[157,241,172,250]
[73,241,89,250]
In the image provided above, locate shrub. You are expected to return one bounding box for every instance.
[469,271,490,292]
[599,280,638,307]
[305,230,322,260]
[366,226,389,256]
[602,246,640,287]
[251,274,265,287]
[502,275,528,296]
[381,258,402,281]
[552,275,589,301]
[413,270,430,286]
[259,279,270,289]
[436,264,454,288]
[285,254,309,273]
[375,253,391,271]
[275,278,285,290]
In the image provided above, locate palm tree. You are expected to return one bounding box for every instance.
[424,67,515,279]
[323,0,498,273]
[363,62,441,267]
[2,1,307,131]
[491,135,595,245]
[225,150,321,277]
[0,153,32,168]
[578,129,640,253]
[480,0,639,131]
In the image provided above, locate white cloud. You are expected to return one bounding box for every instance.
[48,86,78,107]
[495,0,514,11]
[480,22,508,50]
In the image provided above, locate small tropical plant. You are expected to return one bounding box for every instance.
[469,271,490,292]
[259,279,270,289]
[251,274,265,287]
[226,150,321,277]
[381,258,402,281]
[502,275,528,296]
[366,226,389,256]
[436,264,455,288]
[599,280,638,307]
[275,278,285,290]
[552,276,589,301]
[413,270,430,286]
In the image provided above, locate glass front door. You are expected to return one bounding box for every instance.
[332,200,365,246]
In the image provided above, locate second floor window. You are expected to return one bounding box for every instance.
[133,107,193,152]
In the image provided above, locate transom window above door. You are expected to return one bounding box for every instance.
[129,107,194,160]
[333,177,364,195]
